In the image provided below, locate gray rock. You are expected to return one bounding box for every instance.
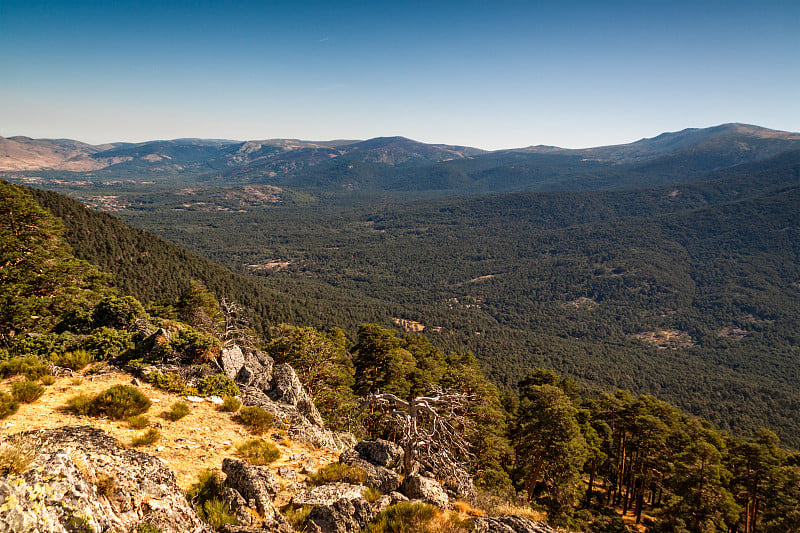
[400,474,449,509]
[472,516,558,533]
[291,483,379,533]
[240,385,355,452]
[221,345,246,380]
[278,466,297,480]
[235,365,256,386]
[241,350,274,390]
[0,426,211,533]
[354,439,403,469]
[339,449,401,493]
[221,458,282,522]
[269,363,325,426]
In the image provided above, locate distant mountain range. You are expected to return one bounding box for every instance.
[4,123,799,194]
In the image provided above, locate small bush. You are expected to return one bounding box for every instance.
[0,435,39,475]
[92,295,147,329]
[283,505,312,528]
[0,356,50,380]
[217,395,241,412]
[40,375,56,386]
[237,439,280,465]
[11,379,44,403]
[165,402,190,421]
[145,371,193,395]
[127,415,150,429]
[363,486,382,504]
[135,524,162,533]
[91,385,151,420]
[364,502,444,533]
[0,392,20,419]
[130,428,161,447]
[307,463,367,486]
[70,378,83,386]
[52,349,94,371]
[197,373,239,398]
[66,393,92,415]
[237,405,272,435]
[187,469,225,504]
[200,498,237,529]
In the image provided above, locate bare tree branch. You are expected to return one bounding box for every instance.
[354,390,475,497]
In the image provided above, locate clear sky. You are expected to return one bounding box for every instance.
[1,0,798,150]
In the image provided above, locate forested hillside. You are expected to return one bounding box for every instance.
[104,159,800,448]
[3,176,800,532]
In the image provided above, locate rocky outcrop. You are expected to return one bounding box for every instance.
[220,345,246,380]
[234,348,355,452]
[268,363,325,426]
[354,439,403,469]
[400,474,450,509]
[339,449,401,494]
[220,458,292,532]
[0,426,211,533]
[472,515,558,533]
[291,483,384,533]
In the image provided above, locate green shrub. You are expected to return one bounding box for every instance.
[11,379,44,403]
[52,349,94,371]
[187,469,237,528]
[363,486,382,503]
[200,498,237,529]
[165,402,190,421]
[237,405,272,435]
[40,375,56,386]
[144,371,194,395]
[84,327,134,360]
[0,356,51,380]
[307,463,367,486]
[283,505,312,528]
[0,393,20,420]
[135,524,162,533]
[172,328,219,363]
[217,395,241,412]
[90,385,151,420]
[197,373,239,398]
[237,439,280,465]
[130,428,160,447]
[127,415,150,429]
[92,296,147,329]
[66,393,92,415]
[364,502,439,533]
[187,469,225,504]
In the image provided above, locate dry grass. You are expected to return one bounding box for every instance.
[452,500,486,517]
[0,367,339,490]
[494,503,545,522]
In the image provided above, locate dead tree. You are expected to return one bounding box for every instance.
[220,297,255,350]
[355,390,475,496]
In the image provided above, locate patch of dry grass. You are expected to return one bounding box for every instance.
[0,367,339,491]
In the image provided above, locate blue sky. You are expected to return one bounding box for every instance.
[1,0,798,149]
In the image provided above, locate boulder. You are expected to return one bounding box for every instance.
[220,345,246,379]
[339,449,401,493]
[238,349,274,390]
[240,385,355,452]
[472,516,558,533]
[269,363,325,426]
[354,439,404,469]
[221,458,283,523]
[291,483,379,533]
[400,474,449,509]
[0,426,211,533]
